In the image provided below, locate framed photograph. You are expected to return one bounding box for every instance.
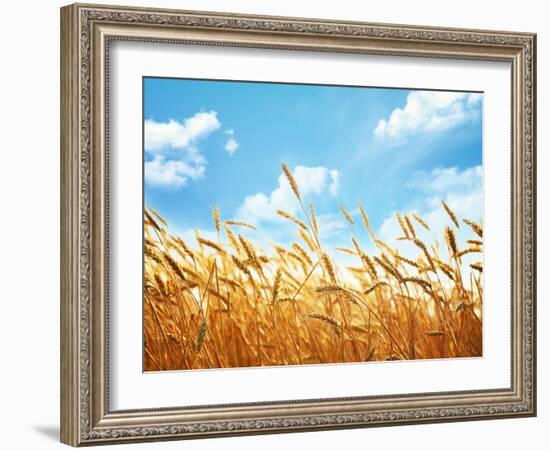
[60,3,537,446]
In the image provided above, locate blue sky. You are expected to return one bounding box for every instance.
[143,77,482,257]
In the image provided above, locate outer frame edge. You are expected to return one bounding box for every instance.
[60,3,81,447]
[61,3,536,445]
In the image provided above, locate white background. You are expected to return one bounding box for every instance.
[0,0,546,449]
[111,42,511,409]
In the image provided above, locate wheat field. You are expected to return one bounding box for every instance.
[143,163,483,371]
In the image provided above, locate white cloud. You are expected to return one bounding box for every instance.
[236,165,341,224]
[408,165,482,194]
[236,192,274,223]
[317,212,348,239]
[145,111,220,151]
[144,155,205,188]
[224,129,239,156]
[144,111,221,188]
[225,139,239,155]
[374,91,482,142]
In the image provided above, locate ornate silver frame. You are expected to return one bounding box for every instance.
[60,3,536,446]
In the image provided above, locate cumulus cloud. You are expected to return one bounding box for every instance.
[408,165,482,194]
[144,111,221,188]
[145,111,220,151]
[316,212,348,239]
[225,138,239,155]
[224,129,240,155]
[145,155,206,188]
[236,165,341,224]
[374,91,482,142]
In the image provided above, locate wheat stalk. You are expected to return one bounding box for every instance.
[276,209,308,230]
[145,209,162,232]
[470,262,483,272]
[308,312,341,334]
[271,269,282,302]
[197,237,225,254]
[413,238,435,270]
[364,281,389,295]
[292,243,313,266]
[457,246,482,258]
[149,207,168,228]
[463,219,483,238]
[351,238,377,280]
[195,321,208,352]
[321,253,337,284]
[374,256,403,282]
[405,214,417,239]
[310,203,319,236]
[412,213,430,231]
[396,212,410,239]
[445,226,458,257]
[340,204,355,225]
[238,235,260,267]
[315,285,345,293]
[335,247,357,256]
[396,254,421,269]
[281,162,301,201]
[442,200,460,228]
[224,220,257,230]
[212,207,221,234]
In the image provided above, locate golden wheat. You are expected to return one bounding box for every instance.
[276,209,308,230]
[340,204,355,225]
[143,166,483,371]
[442,200,460,229]
[412,213,430,231]
[463,219,483,238]
[224,220,257,230]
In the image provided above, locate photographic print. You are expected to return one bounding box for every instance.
[143,77,483,372]
[61,6,536,444]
